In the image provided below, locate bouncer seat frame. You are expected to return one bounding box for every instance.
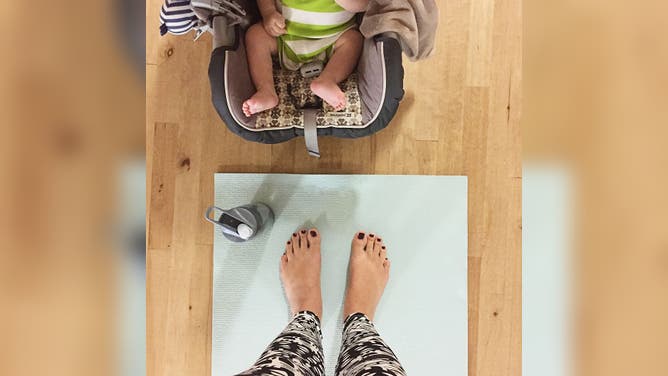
[200,3,405,157]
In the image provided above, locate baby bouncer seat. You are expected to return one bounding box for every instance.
[189,0,405,157]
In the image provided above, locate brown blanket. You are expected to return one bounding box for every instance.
[360,0,438,61]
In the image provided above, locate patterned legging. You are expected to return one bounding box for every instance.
[235,311,407,376]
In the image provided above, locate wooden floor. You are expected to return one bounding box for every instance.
[146,0,522,375]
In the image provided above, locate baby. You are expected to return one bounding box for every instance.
[242,0,368,117]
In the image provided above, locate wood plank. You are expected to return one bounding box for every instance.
[147,245,212,376]
[466,0,495,86]
[147,122,179,250]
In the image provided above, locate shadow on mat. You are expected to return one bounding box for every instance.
[214,174,360,371]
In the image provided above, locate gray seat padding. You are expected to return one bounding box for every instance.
[208,30,404,144]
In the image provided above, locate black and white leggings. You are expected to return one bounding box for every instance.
[235,311,407,375]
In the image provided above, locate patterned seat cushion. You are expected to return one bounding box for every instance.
[255,67,364,129]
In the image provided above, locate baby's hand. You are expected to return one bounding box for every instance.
[262,11,286,37]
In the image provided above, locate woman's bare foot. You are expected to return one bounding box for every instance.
[310,78,346,111]
[279,228,323,319]
[343,232,390,321]
[242,89,279,117]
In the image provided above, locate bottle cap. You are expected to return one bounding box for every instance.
[236,223,253,240]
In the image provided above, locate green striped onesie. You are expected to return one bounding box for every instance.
[277,0,357,71]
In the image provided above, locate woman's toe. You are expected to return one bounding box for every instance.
[351,231,366,253]
[307,228,320,250]
[379,243,387,260]
[298,229,308,250]
[371,235,383,256]
[365,233,377,254]
[290,232,298,253]
[285,239,293,258]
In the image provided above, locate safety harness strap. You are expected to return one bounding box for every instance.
[303,109,320,158]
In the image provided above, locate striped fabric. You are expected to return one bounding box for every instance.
[159,0,198,36]
[278,0,356,69]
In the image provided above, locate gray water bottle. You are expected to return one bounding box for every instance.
[204,203,274,242]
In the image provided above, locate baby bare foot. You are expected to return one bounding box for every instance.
[343,232,390,321]
[310,78,346,111]
[242,89,279,117]
[279,229,323,319]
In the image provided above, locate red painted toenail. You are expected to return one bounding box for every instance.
[382,246,386,249]
[287,241,291,244]
[310,230,317,237]
[357,232,365,239]
[369,234,375,237]
[377,238,382,242]
[301,230,306,234]
[292,233,297,237]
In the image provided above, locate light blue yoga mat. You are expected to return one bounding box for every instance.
[212,174,468,375]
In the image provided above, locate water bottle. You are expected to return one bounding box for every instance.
[204,203,274,242]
